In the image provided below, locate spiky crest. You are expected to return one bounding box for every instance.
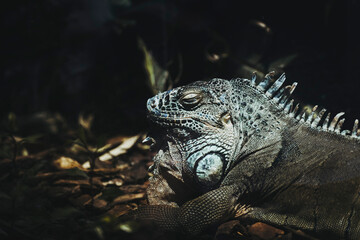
[246,72,360,140]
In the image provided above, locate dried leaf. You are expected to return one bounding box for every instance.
[78,113,94,131]
[119,184,147,193]
[99,135,140,161]
[82,161,91,169]
[100,187,125,201]
[13,136,24,143]
[88,198,108,210]
[53,156,83,170]
[54,178,102,187]
[216,220,247,239]
[117,220,139,234]
[105,204,133,218]
[47,186,81,198]
[102,178,124,187]
[112,193,145,204]
[69,194,92,207]
[36,168,89,180]
[121,164,148,182]
[106,135,128,145]
[248,222,284,240]
[286,228,320,240]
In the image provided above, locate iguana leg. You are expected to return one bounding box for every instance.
[133,185,241,235]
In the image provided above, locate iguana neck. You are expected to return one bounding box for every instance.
[227,73,360,177]
[228,79,287,165]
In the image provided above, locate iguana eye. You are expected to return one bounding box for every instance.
[180,92,202,108]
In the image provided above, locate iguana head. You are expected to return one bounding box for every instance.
[147,79,238,190]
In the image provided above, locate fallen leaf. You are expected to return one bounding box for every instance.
[119,184,147,193]
[70,194,92,207]
[78,113,94,131]
[105,204,133,218]
[216,220,247,239]
[53,156,82,170]
[91,198,108,210]
[248,222,284,240]
[99,135,140,161]
[54,178,103,187]
[117,220,139,234]
[47,186,81,198]
[102,178,124,187]
[121,164,148,182]
[112,193,145,204]
[36,168,89,180]
[82,161,91,169]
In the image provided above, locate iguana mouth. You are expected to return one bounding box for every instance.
[147,113,191,127]
[144,129,165,152]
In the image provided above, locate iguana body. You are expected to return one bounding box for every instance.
[139,72,360,239]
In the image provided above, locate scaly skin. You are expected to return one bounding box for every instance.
[138,72,360,239]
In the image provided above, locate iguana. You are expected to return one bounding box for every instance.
[137,72,360,239]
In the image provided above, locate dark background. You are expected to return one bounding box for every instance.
[1,0,359,134]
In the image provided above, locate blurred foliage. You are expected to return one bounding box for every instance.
[1,0,359,134]
[139,38,170,95]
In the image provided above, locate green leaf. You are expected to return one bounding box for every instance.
[138,38,170,94]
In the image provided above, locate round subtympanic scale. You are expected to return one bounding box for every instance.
[195,154,224,186]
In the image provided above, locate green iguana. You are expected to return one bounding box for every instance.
[137,72,360,239]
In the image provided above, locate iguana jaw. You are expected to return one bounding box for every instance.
[146,121,235,191]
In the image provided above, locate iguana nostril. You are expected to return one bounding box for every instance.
[150,99,157,108]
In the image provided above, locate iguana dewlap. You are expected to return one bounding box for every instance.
[139,72,360,239]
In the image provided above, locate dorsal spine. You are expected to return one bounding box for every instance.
[247,72,360,140]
